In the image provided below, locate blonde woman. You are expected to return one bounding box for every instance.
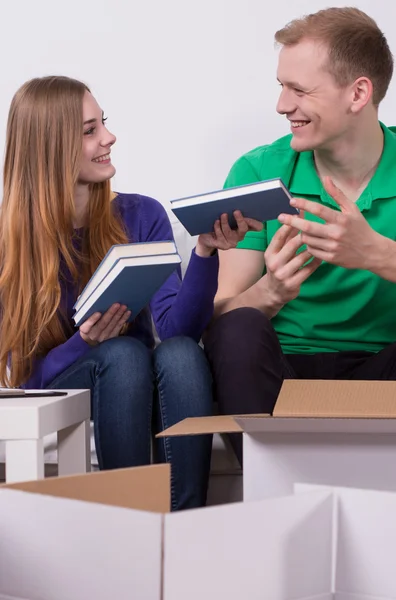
[0,76,261,509]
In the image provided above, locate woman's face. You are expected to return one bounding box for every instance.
[78,91,116,184]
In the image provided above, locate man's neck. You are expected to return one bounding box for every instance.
[313,120,384,201]
[74,184,90,229]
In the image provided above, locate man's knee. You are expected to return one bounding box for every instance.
[204,307,274,358]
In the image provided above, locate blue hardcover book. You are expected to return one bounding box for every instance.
[170,178,298,236]
[73,240,177,313]
[73,241,181,327]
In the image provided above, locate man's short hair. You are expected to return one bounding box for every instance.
[275,7,393,106]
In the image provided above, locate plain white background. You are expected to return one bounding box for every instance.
[1,0,396,221]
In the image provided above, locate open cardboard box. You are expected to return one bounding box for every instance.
[0,464,396,599]
[159,379,396,500]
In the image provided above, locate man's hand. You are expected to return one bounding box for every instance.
[80,303,131,346]
[195,211,263,257]
[278,176,383,270]
[261,220,322,317]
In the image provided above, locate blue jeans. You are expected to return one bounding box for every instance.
[47,336,213,510]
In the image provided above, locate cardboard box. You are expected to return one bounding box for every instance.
[0,465,395,599]
[158,379,396,500]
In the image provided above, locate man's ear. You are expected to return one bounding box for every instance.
[350,77,373,113]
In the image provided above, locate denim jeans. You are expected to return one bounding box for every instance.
[47,335,213,510]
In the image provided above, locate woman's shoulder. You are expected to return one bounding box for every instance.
[112,192,172,242]
[113,192,165,214]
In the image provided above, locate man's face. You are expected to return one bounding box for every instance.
[276,39,353,152]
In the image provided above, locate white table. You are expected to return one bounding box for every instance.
[0,389,91,483]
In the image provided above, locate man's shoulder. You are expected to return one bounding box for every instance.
[225,133,297,188]
[385,124,396,144]
[239,133,294,163]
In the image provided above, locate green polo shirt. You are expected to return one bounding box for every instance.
[224,123,396,354]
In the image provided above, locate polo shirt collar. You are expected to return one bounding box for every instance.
[289,151,321,197]
[369,123,396,201]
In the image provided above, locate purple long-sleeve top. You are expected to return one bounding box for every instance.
[22,193,219,389]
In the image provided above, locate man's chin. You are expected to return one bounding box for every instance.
[290,135,315,153]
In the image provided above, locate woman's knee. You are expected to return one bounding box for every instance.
[153,337,213,410]
[93,336,152,375]
[153,336,210,375]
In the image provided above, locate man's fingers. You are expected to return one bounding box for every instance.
[284,222,302,244]
[322,176,354,212]
[275,232,305,265]
[276,249,315,280]
[302,234,336,252]
[279,214,329,237]
[292,256,322,287]
[268,224,298,253]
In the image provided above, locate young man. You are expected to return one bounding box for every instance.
[203,7,396,463]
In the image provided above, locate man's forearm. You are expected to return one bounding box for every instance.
[213,276,283,320]
[369,235,396,283]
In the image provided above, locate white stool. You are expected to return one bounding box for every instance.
[0,389,91,483]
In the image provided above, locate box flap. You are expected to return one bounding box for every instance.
[156,414,270,437]
[0,487,163,599]
[163,490,333,600]
[2,464,170,513]
[335,487,396,598]
[274,379,396,418]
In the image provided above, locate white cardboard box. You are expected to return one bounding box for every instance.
[160,379,396,500]
[0,465,396,599]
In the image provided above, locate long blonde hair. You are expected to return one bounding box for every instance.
[0,76,128,387]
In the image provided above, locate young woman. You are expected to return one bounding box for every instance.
[0,76,261,510]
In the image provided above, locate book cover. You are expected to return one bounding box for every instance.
[170,179,298,236]
[73,240,177,312]
[73,255,181,327]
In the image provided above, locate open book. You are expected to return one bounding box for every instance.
[170,178,298,236]
[73,240,181,327]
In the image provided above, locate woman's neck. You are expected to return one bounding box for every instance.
[74,183,90,228]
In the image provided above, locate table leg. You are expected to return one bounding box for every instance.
[57,419,90,476]
[5,439,45,483]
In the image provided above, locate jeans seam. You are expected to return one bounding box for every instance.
[155,373,177,512]
[93,361,104,470]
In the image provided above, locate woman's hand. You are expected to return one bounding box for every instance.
[79,303,131,346]
[195,211,263,257]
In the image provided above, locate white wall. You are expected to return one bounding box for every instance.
[1,0,396,221]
